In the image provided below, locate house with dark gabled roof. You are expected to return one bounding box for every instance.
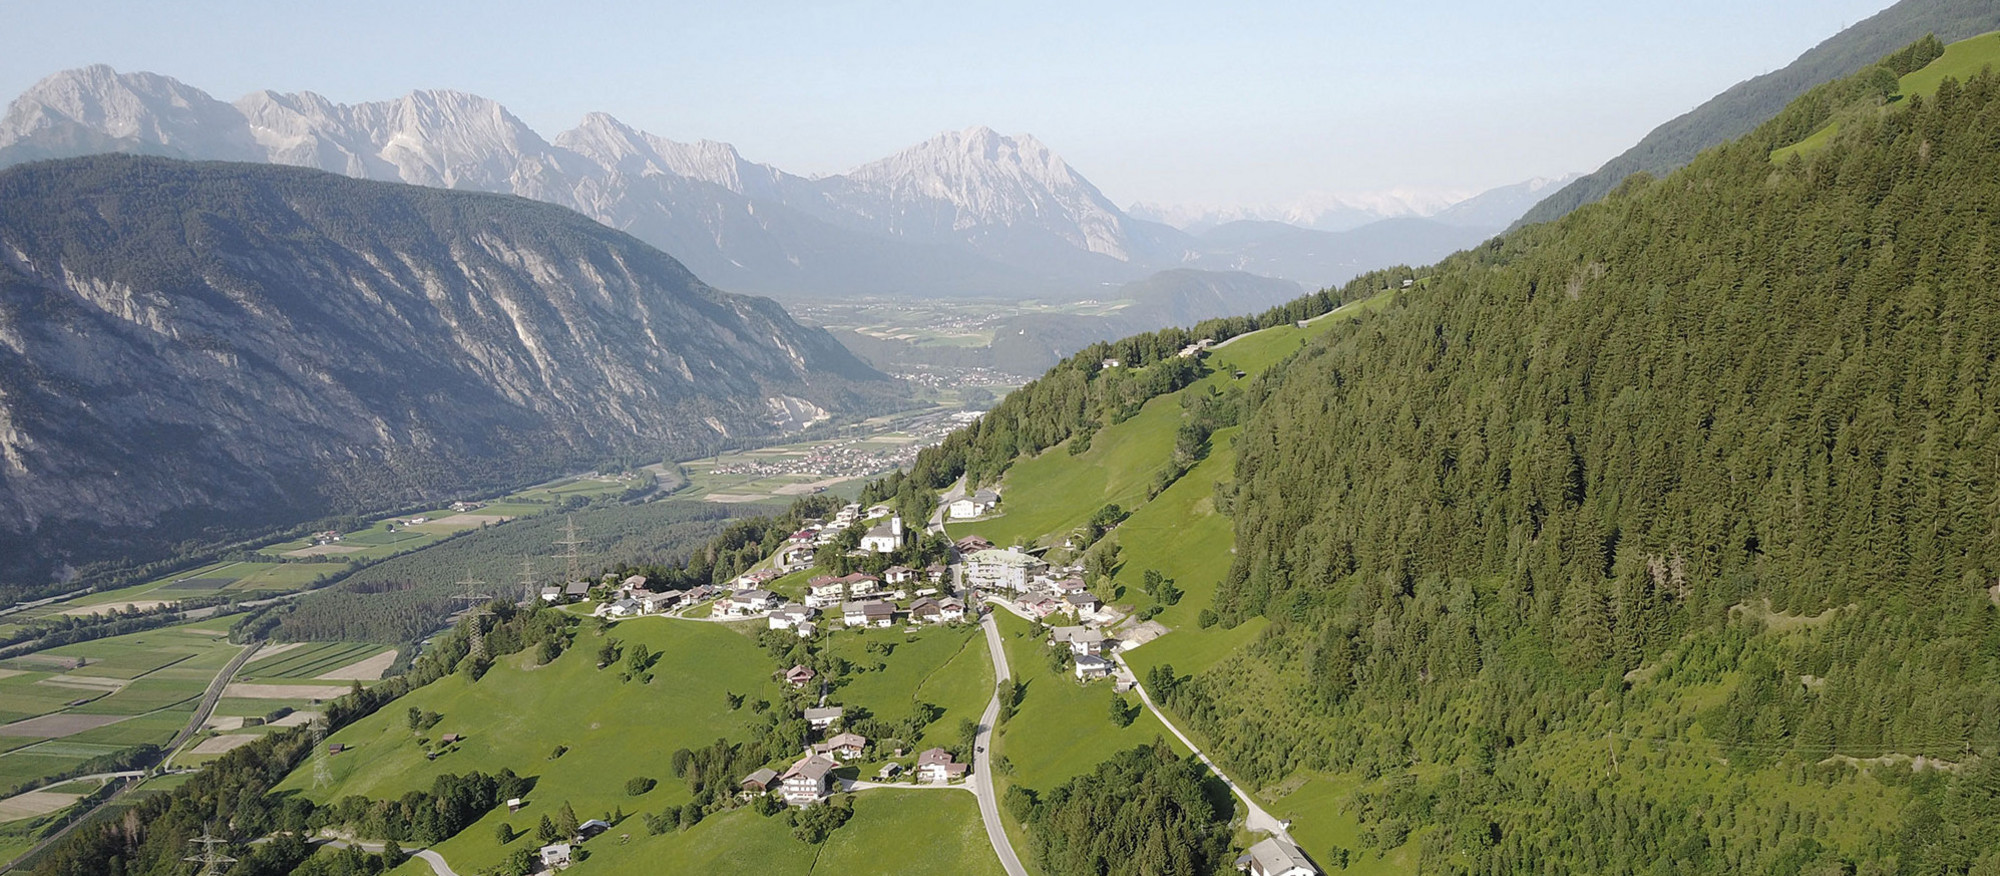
[813,732,868,760]
[915,747,968,783]
[1073,653,1115,680]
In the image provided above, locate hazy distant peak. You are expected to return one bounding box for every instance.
[0,65,262,162]
[1129,175,1582,235]
[838,124,1133,258]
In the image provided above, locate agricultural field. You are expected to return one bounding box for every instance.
[0,617,243,798]
[675,408,972,505]
[238,642,394,682]
[989,610,1181,795]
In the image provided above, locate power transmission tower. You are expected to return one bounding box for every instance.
[452,577,493,661]
[184,827,236,876]
[310,715,331,789]
[554,515,586,584]
[517,555,537,605]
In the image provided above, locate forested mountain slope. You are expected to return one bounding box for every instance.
[882,37,2000,874]
[1198,53,2000,873]
[0,155,893,591]
[1515,0,2000,227]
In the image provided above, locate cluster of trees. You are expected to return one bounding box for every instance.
[317,770,523,845]
[0,598,230,656]
[669,738,769,815]
[1007,741,1233,876]
[1155,46,2000,873]
[231,499,736,646]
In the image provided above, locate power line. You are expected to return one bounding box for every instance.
[184,827,235,876]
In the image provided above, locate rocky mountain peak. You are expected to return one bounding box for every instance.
[0,65,261,162]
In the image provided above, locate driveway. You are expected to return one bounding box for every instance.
[1114,652,1293,841]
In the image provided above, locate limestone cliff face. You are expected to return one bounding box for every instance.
[0,155,892,585]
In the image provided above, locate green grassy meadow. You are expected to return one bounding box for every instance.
[289,618,788,874]
[947,397,1179,550]
[390,787,1002,876]
[309,616,1009,875]
[990,611,1181,794]
[825,624,992,752]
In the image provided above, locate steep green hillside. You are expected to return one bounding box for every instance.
[1182,56,2000,874]
[1516,0,2000,226]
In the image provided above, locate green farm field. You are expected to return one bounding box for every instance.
[381,786,1002,876]
[239,642,389,681]
[0,617,245,799]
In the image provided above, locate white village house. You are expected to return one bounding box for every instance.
[1074,653,1115,680]
[915,747,968,783]
[1051,626,1108,656]
[806,576,849,607]
[842,600,896,628]
[1236,837,1320,876]
[781,753,838,805]
[728,589,779,616]
[947,488,1001,519]
[804,706,844,730]
[769,603,816,630]
[814,731,868,760]
[539,843,573,870]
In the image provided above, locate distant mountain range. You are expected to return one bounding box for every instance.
[0,154,896,588]
[1128,175,1579,234]
[0,66,1560,299]
[1516,0,2000,226]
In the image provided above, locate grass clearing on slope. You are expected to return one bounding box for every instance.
[949,397,1181,550]
[1773,30,2000,161]
[287,619,781,875]
[990,611,1181,793]
[826,624,991,750]
[950,291,1390,555]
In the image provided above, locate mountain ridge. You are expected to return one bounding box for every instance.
[0,68,1550,299]
[0,153,895,590]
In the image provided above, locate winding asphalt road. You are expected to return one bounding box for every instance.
[322,839,459,876]
[973,610,1030,876]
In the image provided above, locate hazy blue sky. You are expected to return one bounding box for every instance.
[0,0,1898,207]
